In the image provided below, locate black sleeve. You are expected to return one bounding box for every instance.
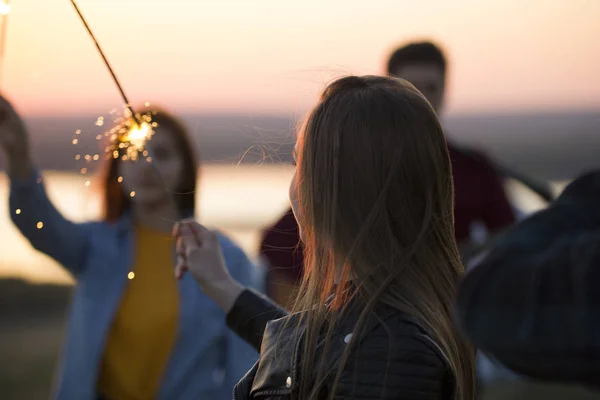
[457,170,600,388]
[226,288,289,352]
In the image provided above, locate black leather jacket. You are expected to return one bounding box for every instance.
[227,289,454,399]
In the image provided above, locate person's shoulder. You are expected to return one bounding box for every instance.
[449,144,502,181]
[449,143,494,168]
[260,209,300,249]
[266,209,297,231]
[215,230,245,256]
[389,315,445,354]
[348,311,451,395]
[559,169,600,201]
[359,309,449,369]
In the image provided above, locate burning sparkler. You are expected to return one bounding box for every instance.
[69,0,184,220]
[69,0,155,155]
[114,111,155,161]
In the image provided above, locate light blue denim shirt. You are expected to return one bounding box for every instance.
[9,170,260,400]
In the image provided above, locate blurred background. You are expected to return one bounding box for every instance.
[0,0,599,398]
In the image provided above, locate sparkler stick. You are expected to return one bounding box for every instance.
[69,0,159,167]
[69,0,139,126]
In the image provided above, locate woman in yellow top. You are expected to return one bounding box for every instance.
[0,96,260,400]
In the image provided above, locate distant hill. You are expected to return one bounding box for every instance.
[0,279,71,324]
[1,110,598,181]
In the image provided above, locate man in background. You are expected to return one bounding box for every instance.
[260,41,517,307]
[387,41,521,392]
[387,41,516,255]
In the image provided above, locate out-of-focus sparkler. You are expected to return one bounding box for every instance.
[69,0,181,223]
[69,0,155,156]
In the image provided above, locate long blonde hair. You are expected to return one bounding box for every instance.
[290,75,475,399]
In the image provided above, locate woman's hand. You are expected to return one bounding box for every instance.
[0,95,32,178]
[173,219,245,313]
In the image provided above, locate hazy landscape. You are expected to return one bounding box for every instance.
[8,109,600,179]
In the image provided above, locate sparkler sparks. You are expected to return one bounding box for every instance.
[69,0,159,163]
[71,108,157,194]
[121,121,152,151]
[109,110,157,162]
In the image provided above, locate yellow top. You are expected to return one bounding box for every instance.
[97,225,179,400]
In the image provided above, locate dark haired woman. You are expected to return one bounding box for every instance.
[175,76,476,399]
[0,97,259,400]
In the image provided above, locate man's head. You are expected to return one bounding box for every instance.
[386,41,446,113]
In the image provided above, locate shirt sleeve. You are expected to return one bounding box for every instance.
[9,168,92,277]
[478,158,516,232]
[219,239,264,391]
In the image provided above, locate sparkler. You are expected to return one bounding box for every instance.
[69,0,181,225]
[69,0,155,156]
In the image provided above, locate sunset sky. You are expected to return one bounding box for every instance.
[3,0,599,116]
